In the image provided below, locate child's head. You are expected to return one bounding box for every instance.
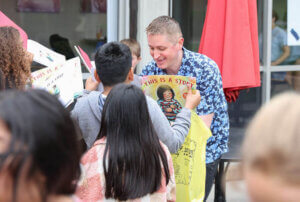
[98,84,170,200]
[157,85,175,101]
[0,26,32,90]
[242,92,300,201]
[95,42,132,87]
[120,38,141,69]
[0,89,81,201]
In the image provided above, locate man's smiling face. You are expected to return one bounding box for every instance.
[147,33,182,71]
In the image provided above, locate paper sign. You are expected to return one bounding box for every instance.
[27,39,66,67]
[78,46,93,69]
[31,57,83,107]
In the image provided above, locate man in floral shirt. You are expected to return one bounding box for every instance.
[141,16,229,200]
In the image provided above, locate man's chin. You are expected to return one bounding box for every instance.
[156,64,167,70]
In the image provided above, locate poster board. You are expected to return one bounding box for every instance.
[27,39,66,67]
[31,57,83,107]
[0,11,28,48]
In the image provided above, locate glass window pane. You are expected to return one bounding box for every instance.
[271,71,300,96]
[172,0,207,52]
[228,86,262,151]
[271,0,300,66]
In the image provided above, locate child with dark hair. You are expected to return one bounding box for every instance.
[157,85,182,122]
[72,42,201,153]
[76,84,175,201]
[95,38,142,91]
[0,89,81,202]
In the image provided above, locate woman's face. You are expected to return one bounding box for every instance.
[163,90,172,101]
[0,120,10,153]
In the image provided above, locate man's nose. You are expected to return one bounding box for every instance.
[153,50,160,59]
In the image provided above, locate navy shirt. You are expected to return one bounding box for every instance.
[141,47,229,163]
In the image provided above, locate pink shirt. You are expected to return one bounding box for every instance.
[76,138,176,202]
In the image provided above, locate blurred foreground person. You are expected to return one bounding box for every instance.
[0,26,32,90]
[76,84,175,202]
[0,90,81,202]
[242,92,300,202]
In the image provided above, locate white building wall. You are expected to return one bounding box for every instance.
[136,0,169,74]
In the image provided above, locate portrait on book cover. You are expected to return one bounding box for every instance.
[17,0,60,13]
[157,85,182,122]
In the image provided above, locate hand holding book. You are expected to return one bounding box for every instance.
[184,85,201,110]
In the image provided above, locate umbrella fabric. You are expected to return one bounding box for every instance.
[0,11,28,48]
[199,0,260,102]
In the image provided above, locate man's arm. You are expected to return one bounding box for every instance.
[199,113,214,128]
[271,45,290,66]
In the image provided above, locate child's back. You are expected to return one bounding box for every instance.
[76,84,176,202]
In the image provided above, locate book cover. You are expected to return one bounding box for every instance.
[141,75,196,123]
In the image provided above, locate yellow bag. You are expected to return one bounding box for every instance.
[171,112,212,202]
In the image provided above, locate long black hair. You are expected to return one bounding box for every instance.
[98,84,170,200]
[0,89,81,201]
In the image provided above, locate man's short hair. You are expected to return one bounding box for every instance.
[95,42,132,87]
[120,38,141,58]
[146,16,182,42]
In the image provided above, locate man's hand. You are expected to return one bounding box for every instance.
[184,86,201,110]
[85,77,100,91]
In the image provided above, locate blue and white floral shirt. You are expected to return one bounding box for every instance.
[141,48,229,163]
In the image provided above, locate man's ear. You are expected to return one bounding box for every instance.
[126,67,134,82]
[94,69,101,82]
[178,37,184,49]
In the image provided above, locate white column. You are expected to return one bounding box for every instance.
[118,0,130,40]
[261,0,273,103]
[107,0,119,42]
[136,0,169,74]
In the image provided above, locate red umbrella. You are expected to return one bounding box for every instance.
[199,0,260,102]
[0,11,28,49]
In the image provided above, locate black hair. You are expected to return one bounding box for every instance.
[0,89,81,201]
[95,42,132,87]
[157,85,175,100]
[98,84,170,200]
[272,10,279,22]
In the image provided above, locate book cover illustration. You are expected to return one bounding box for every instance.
[141,75,196,123]
[27,39,66,67]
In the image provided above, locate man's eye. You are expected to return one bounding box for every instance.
[158,47,166,51]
